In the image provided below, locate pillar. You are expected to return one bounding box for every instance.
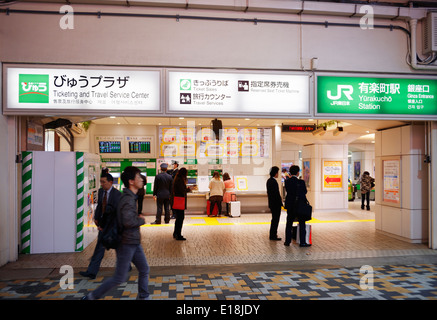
[302,144,349,213]
[375,124,428,243]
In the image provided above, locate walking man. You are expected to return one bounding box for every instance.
[83,166,150,300]
[80,172,121,279]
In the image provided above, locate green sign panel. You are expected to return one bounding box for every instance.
[19,74,49,103]
[317,76,437,116]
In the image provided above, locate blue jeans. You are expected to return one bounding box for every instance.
[90,243,150,299]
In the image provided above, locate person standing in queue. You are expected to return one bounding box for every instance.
[208,171,225,217]
[152,163,173,224]
[83,166,150,300]
[80,172,121,279]
[222,173,235,216]
[284,165,311,247]
[266,166,283,241]
[168,160,179,219]
[171,167,190,241]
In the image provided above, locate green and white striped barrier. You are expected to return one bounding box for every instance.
[21,152,33,254]
[76,152,85,252]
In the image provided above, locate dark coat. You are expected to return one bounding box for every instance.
[153,171,173,199]
[117,188,145,245]
[284,176,307,213]
[94,187,121,229]
[171,177,189,210]
[266,177,283,209]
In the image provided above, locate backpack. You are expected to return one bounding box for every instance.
[101,211,123,250]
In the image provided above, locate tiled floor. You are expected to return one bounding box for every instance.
[2,201,437,301]
[3,201,435,269]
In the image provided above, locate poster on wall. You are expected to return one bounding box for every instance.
[303,160,311,189]
[323,160,343,190]
[383,159,400,204]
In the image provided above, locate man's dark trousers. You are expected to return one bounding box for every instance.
[156,197,171,223]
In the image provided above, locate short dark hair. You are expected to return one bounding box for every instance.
[289,165,300,176]
[121,166,141,188]
[270,166,280,178]
[101,172,114,182]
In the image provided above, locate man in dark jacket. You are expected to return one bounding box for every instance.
[284,165,311,247]
[80,172,121,279]
[266,166,283,241]
[152,163,173,224]
[83,166,150,300]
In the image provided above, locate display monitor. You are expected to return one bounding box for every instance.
[129,141,151,154]
[99,141,122,153]
[187,177,197,185]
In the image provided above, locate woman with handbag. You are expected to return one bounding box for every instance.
[284,165,311,247]
[171,167,190,241]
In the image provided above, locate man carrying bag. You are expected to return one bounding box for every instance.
[284,165,312,247]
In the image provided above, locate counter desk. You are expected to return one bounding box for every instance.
[142,192,269,215]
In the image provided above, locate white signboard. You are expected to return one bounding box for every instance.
[168,70,310,115]
[4,66,161,115]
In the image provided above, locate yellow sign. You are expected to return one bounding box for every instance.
[323,160,343,189]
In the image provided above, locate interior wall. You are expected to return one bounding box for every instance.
[0,3,423,74]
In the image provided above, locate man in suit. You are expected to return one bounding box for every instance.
[284,165,311,247]
[152,163,173,224]
[80,172,121,279]
[266,166,283,241]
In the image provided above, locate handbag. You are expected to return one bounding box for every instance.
[172,196,185,210]
[298,198,312,221]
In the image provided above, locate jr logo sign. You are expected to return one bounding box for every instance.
[19,74,49,103]
[327,85,354,101]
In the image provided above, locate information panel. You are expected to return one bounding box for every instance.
[317,75,437,117]
[168,70,310,115]
[4,65,161,115]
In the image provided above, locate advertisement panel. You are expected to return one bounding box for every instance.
[317,75,437,118]
[323,160,343,190]
[4,65,161,115]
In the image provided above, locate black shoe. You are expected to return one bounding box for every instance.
[270,237,282,241]
[79,271,96,280]
[284,242,290,246]
[299,243,312,247]
[175,236,186,241]
[171,215,176,219]
[361,205,365,210]
[366,206,370,211]
[151,221,161,225]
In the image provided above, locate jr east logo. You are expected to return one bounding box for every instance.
[19,74,50,103]
[327,85,354,106]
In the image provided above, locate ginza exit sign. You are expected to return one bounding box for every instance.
[317,76,437,116]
